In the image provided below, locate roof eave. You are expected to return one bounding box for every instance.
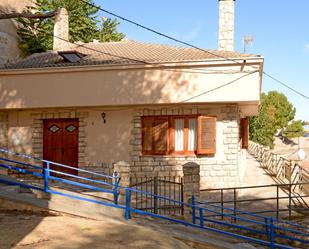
[0,56,264,75]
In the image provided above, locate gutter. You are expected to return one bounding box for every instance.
[0,57,264,76]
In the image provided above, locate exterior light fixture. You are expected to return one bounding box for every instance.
[101,112,106,123]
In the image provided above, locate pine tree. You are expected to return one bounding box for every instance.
[17,0,124,56]
[99,17,125,42]
[249,91,297,148]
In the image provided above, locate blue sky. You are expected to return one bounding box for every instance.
[95,0,309,121]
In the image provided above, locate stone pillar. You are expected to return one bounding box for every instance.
[183,162,200,219]
[113,161,130,189]
[53,8,70,51]
[218,0,235,51]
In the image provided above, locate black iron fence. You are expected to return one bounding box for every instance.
[200,182,309,222]
[130,176,184,216]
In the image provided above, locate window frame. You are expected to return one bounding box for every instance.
[142,115,212,156]
[170,115,198,155]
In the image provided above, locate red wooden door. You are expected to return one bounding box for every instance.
[43,119,79,176]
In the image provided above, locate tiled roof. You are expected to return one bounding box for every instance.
[2,40,258,70]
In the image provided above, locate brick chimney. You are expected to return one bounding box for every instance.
[53,8,69,51]
[218,0,235,51]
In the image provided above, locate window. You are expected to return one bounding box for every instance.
[58,51,84,63]
[142,115,216,155]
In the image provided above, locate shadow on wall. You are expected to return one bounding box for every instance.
[79,67,198,163]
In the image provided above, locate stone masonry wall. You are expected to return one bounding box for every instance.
[218,0,235,51]
[31,110,89,168]
[129,104,242,189]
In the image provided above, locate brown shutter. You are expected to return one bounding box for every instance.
[153,117,169,154]
[241,117,249,149]
[142,117,154,154]
[197,116,216,155]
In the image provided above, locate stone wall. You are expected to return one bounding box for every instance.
[129,104,244,188]
[0,0,34,66]
[30,110,89,168]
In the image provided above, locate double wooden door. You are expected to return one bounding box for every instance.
[43,119,79,176]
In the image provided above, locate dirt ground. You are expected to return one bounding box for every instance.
[0,211,219,249]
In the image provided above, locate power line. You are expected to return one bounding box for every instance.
[79,0,309,101]
[10,22,256,78]
[2,25,258,110]
[263,72,309,100]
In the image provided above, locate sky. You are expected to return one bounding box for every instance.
[95,0,309,121]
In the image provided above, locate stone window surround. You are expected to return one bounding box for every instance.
[31,110,89,168]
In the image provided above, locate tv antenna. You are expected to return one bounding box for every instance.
[243,35,254,53]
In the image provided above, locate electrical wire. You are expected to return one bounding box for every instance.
[79,0,309,101]
[1,9,259,112]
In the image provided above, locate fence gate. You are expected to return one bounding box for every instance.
[130,176,184,216]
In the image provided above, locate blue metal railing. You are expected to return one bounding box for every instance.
[0,148,308,248]
[0,148,120,205]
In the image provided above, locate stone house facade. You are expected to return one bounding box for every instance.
[0,0,264,188]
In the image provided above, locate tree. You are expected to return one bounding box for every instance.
[249,91,296,148]
[99,17,125,42]
[262,91,296,129]
[17,0,124,56]
[283,120,305,138]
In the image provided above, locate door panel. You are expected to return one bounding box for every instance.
[43,119,79,176]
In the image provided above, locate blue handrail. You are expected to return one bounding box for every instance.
[0,148,308,248]
[0,148,114,179]
[197,200,309,235]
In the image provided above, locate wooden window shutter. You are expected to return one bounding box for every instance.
[241,117,249,149]
[197,116,216,155]
[153,117,169,154]
[142,117,154,154]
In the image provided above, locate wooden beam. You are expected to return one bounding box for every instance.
[0,10,56,20]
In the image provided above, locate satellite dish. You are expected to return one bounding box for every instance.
[297,149,306,161]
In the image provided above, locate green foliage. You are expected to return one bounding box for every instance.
[249,91,296,148]
[262,91,296,129]
[283,120,305,138]
[99,17,125,42]
[17,0,124,56]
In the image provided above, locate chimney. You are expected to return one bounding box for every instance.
[53,8,69,51]
[218,0,235,51]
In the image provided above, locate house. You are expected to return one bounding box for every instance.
[0,0,33,65]
[0,0,264,188]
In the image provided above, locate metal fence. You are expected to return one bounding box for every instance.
[200,182,309,221]
[130,176,183,215]
[0,148,308,248]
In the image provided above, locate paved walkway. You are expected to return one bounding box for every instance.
[201,152,309,220]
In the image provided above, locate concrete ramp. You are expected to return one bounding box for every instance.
[0,179,124,220]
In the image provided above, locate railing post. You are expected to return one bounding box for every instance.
[199,208,204,228]
[276,185,279,220]
[269,218,275,249]
[288,183,292,219]
[220,189,224,220]
[192,195,196,224]
[264,217,269,237]
[125,188,131,220]
[233,188,237,223]
[113,171,119,205]
[44,162,50,192]
[154,176,158,214]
